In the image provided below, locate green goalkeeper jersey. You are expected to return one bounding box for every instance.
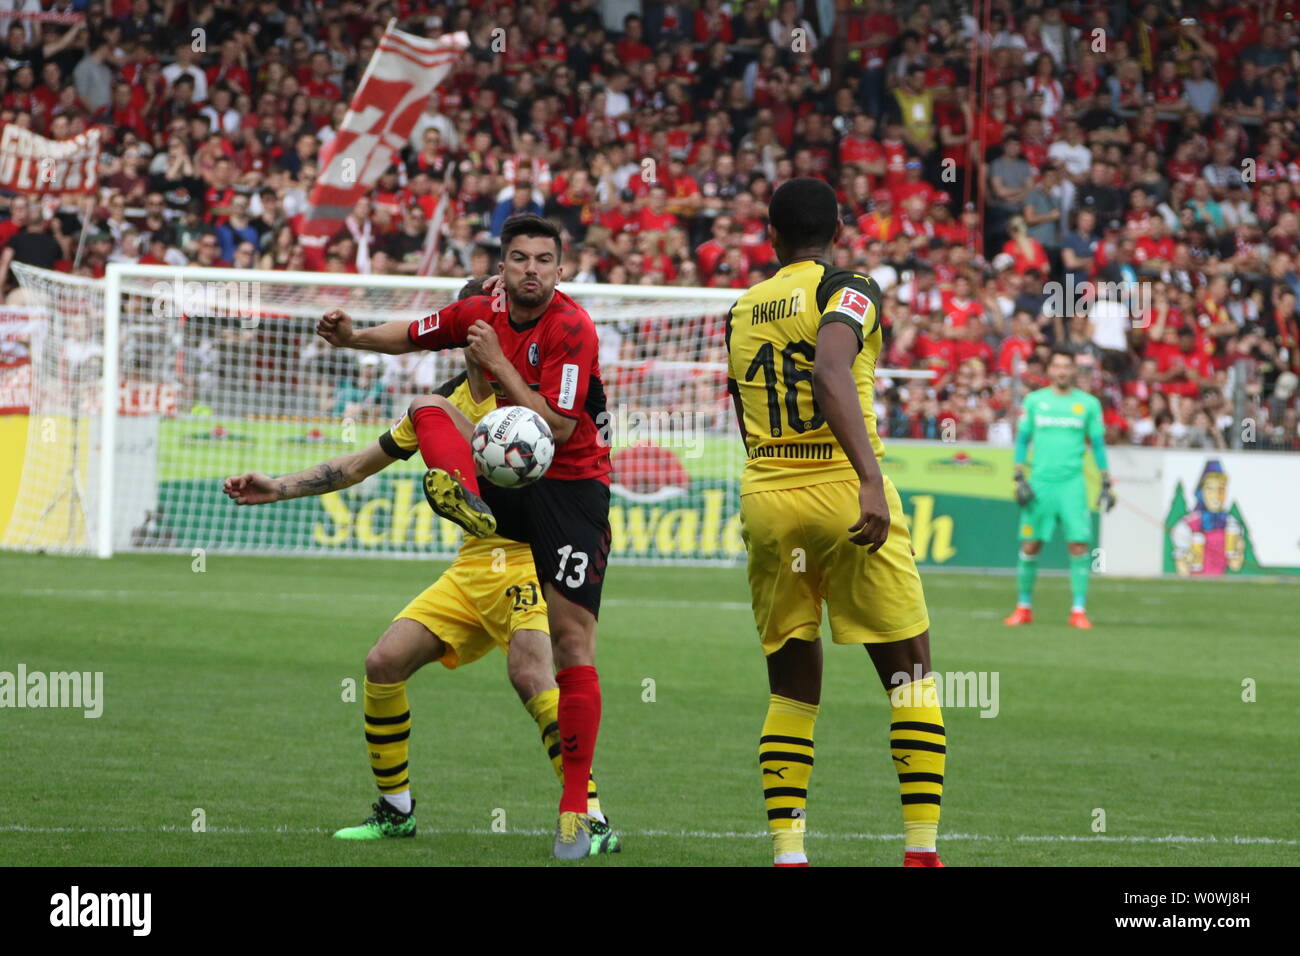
[1013,387,1109,483]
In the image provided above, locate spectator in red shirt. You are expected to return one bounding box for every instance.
[616,14,654,65]
[694,0,733,43]
[1001,216,1050,275]
[893,158,942,208]
[880,118,910,187]
[942,273,985,329]
[663,156,701,219]
[0,195,29,250]
[997,311,1041,375]
[207,38,250,96]
[1135,215,1176,268]
[1154,326,1214,398]
[695,214,735,279]
[955,319,995,370]
[599,188,641,237]
[707,247,748,288]
[638,184,680,233]
[535,15,569,68]
[1123,357,1162,408]
[839,114,885,186]
[858,190,900,241]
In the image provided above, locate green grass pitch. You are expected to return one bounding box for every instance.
[1,551,1296,867]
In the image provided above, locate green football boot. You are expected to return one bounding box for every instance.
[587,816,622,855]
[332,799,417,840]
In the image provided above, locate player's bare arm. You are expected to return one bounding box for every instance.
[317,309,418,354]
[466,319,577,443]
[813,321,890,552]
[223,441,397,504]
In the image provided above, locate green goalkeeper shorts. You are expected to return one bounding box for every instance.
[1019,476,1092,544]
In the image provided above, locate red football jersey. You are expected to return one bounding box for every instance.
[407,290,611,483]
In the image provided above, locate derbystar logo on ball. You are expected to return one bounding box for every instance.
[472,406,555,488]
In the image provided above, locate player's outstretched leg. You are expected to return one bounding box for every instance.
[1067,543,1093,629]
[334,619,443,840]
[511,630,619,855]
[1005,541,1040,625]
[868,633,946,867]
[409,395,496,537]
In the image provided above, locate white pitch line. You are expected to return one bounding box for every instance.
[0,824,1295,845]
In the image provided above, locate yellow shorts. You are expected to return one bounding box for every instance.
[394,537,549,669]
[740,476,930,655]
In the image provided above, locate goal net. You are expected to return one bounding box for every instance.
[6,263,755,563]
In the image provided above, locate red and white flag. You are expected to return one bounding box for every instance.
[300,25,468,270]
[0,126,100,194]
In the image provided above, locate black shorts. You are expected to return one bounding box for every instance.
[480,477,612,617]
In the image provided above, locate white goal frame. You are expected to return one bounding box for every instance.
[94,263,747,558]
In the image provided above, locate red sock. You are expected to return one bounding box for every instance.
[410,405,479,495]
[556,665,602,814]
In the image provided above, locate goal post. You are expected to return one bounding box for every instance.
[7,262,926,564]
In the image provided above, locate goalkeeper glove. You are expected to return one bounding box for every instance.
[1098,478,1117,513]
[1014,473,1036,507]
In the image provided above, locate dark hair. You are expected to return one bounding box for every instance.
[500,214,561,255]
[769,177,839,250]
[458,276,489,300]
[1048,347,1077,364]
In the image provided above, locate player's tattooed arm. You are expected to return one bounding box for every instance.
[223,443,396,505]
[276,462,347,499]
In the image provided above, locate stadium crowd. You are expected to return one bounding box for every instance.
[2,0,1299,450]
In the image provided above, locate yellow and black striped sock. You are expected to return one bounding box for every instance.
[364,678,412,808]
[525,688,602,819]
[759,694,818,863]
[888,677,945,851]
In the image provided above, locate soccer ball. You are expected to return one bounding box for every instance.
[471,406,555,488]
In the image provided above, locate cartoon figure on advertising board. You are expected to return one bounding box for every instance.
[1167,460,1246,576]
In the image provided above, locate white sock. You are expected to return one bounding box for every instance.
[905,845,937,854]
[588,808,606,823]
[774,851,808,865]
[1071,604,1085,613]
[382,790,412,814]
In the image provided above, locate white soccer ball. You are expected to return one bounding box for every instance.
[471,406,555,488]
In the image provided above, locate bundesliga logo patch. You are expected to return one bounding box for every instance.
[417,312,440,336]
[835,289,872,326]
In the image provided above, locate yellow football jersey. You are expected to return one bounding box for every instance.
[726,258,886,493]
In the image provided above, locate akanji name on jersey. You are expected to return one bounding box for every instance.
[726,259,886,494]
